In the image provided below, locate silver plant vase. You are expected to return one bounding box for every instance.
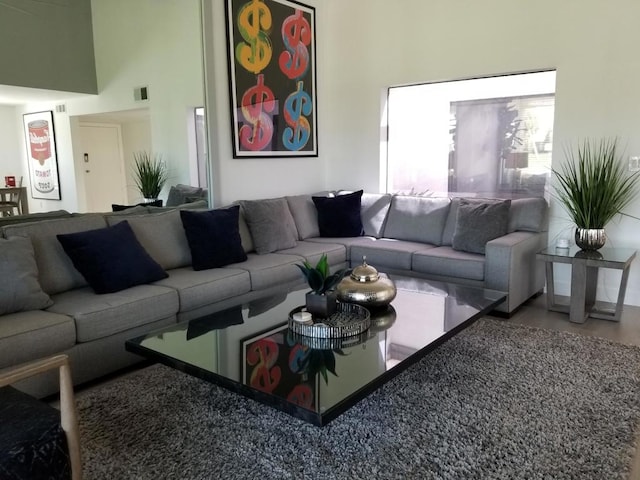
[574,228,606,251]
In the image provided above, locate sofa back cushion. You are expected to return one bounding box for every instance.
[286,194,319,240]
[508,197,548,233]
[361,193,392,238]
[2,215,108,295]
[383,196,451,245]
[106,209,192,270]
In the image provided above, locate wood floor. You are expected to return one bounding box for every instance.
[492,294,640,480]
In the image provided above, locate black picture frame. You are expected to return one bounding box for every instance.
[225,0,318,158]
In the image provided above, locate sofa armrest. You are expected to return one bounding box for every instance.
[484,231,547,313]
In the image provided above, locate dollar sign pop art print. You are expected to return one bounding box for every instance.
[226,0,317,157]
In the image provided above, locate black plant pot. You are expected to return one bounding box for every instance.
[305,291,337,318]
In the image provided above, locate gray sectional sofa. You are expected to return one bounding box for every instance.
[0,192,547,397]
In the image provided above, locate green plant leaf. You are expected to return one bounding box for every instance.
[132,151,169,199]
[315,254,329,279]
[306,269,324,293]
[552,138,640,228]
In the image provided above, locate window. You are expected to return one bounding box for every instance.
[386,71,556,198]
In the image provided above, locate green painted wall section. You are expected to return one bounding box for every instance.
[0,0,97,94]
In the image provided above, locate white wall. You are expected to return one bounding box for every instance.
[120,119,152,203]
[16,0,204,213]
[0,105,23,183]
[320,0,640,305]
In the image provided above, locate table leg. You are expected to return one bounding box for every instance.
[545,261,555,311]
[569,261,596,323]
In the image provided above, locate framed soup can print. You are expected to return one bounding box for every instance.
[23,110,61,200]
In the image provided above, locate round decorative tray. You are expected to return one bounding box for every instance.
[287,329,374,350]
[288,302,371,339]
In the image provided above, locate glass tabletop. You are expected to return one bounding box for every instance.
[538,246,637,264]
[126,275,505,426]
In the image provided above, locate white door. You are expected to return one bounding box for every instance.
[79,124,127,212]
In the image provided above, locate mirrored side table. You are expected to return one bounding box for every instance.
[536,247,637,324]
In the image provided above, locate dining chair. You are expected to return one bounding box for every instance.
[0,176,23,216]
[0,354,82,480]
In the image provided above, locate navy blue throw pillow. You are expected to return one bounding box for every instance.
[180,206,247,271]
[57,221,168,294]
[312,190,364,237]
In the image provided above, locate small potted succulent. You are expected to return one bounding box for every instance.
[296,254,347,317]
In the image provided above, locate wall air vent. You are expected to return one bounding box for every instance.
[55,104,66,113]
[134,86,149,102]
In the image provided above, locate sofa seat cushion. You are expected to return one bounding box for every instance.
[304,236,377,262]
[153,267,251,313]
[412,246,485,281]
[47,285,179,343]
[277,240,347,268]
[226,253,305,291]
[351,238,436,271]
[0,310,75,370]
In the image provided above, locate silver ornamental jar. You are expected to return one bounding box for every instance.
[337,257,397,308]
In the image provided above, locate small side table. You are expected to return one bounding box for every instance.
[536,246,637,324]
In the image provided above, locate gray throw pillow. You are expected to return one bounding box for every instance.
[240,198,298,254]
[0,236,53,315]
[452,198,511,254]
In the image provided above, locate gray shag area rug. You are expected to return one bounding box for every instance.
[76,319,640,479]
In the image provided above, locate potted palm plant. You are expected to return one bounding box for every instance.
[296,254,347,317]
[552,138,640,250]
[132,151,169,202]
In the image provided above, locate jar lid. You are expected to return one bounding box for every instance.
[350,256,379,282]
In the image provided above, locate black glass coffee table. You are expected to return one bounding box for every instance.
[126,275,505,426]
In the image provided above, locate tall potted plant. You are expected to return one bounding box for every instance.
[552,138,640,250]
[132,151,168,202]
[296,254,347,317]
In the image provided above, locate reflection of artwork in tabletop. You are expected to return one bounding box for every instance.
[23,110,61,200]
[242,324,318,410]
[225,0,317,158]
